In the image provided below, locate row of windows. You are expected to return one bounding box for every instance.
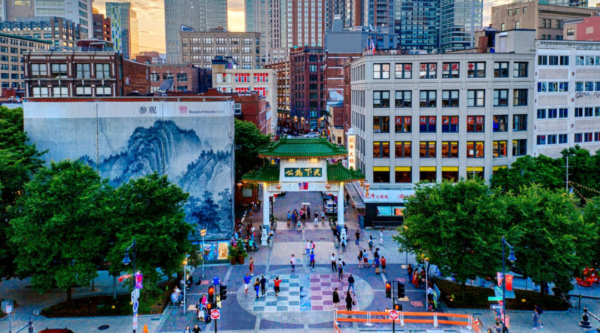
[575,107,600,118]
[536,54,600,66]
[371,89,528,108]
[150,73,188,82]
[31,85,112,97]
[537,82,569,93]
[536,108,569,119]
[373,167,489,184]
[373,115,527,133]
[182,37,256,46]
[30,63,111,79]
[574,132,600,143]
[536,134,568,145]
[575,82,600,92]
[372,140,527,159]
[185,46,255,54]
[372,62,529,80]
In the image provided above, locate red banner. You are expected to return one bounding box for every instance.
[506,274,514,291]
[420,116,427,124]
[405,117,411,124]
[443,116,449,124]
[429,116,436,125]
[404,64,411,71]
[451,116,458,124]
[467,116,474,125]
[443,64,449,71]
[452,63,459,71]
[420,64,426,71]
[476,116,484,124]
[396,117,402,124]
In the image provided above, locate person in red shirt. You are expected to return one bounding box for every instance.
[381,256,387,273]
[274,276,282,297]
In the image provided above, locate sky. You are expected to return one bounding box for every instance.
[94,0,600,54]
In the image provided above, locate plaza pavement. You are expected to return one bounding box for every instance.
[2,190,600,333]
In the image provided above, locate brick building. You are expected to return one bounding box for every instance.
[92,13,111,42]
[200,88,271,134]
[149,63,211,94]
[564,16,600,41]
[265,58,290,129]
[0,33,51,92]
[290,46,326,134]
[24,41,150,97]
[343,58,353,144]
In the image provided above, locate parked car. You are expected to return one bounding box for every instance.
[38,329,75,333]
[303,132,319,138]
[324,199,337,215]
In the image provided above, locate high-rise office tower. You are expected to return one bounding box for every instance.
[440,0,483,52]
[547,0,588,6]
[245,0,286,64]
[164,0,227,63]
[398,0,440,51]
[1,0,93,38]
[363,0,395,29]
[106,3,139,60]
[286,0,330,48]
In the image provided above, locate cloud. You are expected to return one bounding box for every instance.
[229,0,244,12]
[228,10,245,32]
[94,0,164,21]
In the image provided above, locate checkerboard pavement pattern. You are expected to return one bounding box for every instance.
[249,273,350,313]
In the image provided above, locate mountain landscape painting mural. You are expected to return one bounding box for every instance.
[24,100,235,241]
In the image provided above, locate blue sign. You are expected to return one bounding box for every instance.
[213,276,220,286]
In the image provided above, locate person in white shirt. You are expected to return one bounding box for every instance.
[379,229,384,246]
[305,241,311,255]
[314,215,319,226]
[330,253,337,272]
[290,254,296,272]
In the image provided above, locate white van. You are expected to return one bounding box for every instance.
[325,200,337,214]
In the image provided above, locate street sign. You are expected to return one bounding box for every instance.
[133,300,139,314]
[488,296,503,301]
[491,305,502,310]
[211,309,221,320]
[200,229,207,237]
[133,313,138,330]
[5,305,12,314]
[131,289,140,302]
[388,310,399,320]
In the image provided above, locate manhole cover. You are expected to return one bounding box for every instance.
[98,325,110,330]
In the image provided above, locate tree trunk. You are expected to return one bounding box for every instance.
[113,275,117,300]
[461,281,466,302]
[67,286,72,306]
[91,278,95,291]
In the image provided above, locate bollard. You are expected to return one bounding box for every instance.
[580,308,592,329]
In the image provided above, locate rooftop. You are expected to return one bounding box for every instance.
[258,137,348,159]
[242,162,365,184]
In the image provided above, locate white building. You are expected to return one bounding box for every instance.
[534,40,600,158]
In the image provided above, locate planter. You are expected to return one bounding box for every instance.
[238,255,246,265]
[229,258,237,265]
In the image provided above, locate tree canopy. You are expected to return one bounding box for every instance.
[490,154,564,193]
[234,119,271,182]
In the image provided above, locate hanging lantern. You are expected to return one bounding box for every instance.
[360,180,365,188]
[325,183,331,190]
[276,184,282,190]
[236,182,243,189]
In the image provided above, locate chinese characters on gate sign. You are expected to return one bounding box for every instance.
[284,168,322,177]
[348,135,357,170]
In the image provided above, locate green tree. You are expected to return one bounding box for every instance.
[562,146,600,200]
[393,179,507,300]
[0,106,45,279]
[505,185,596,294]
[583,198,600,269]
[234,119,271,181]
[9,160,112,303]
[491,155,564,193]
[105,173,193,296]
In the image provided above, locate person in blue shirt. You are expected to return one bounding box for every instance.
[310,251,315,270]
[243,273,252,296]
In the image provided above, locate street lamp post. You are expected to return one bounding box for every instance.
[122,239,137,333]
[501,236,517,333]
[183,254,190,313]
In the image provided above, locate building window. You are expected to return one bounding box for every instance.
[513,114,527,131]
[467,116,484,132]
[150,73,160,82]
[513,89,528,106]
[395,167,411,183]
[508,9,512,16]
[32,86,49,97]
[373,167,390,183]
[574,133,583,143]
[494,62,509,78]
[515,21,520,29]
[419,116,436,133]
[442,168,459,182]
[177,73,188,82]
[51,63,67,78]
[419,90,436,107]
[560,56,569,65]
[559,134,568,144]
[373,63,390,79]
[547,135,558,144]
[373,116,390,133]
[420,168,436,182]
[31,63,47,78]
[513,140,527,156]
[52,86,68,97]
[513,62,528,77]
[537,135,546,145]
[76,63,90,78]
[419,63,437,79]
[493,141,507,157]
[373,142,390,158]
[96,86,112,96]
[419,141,436,158]
[204,38,213,44]
[467,62,485,78]
[467,141,484,158]
[96,63,110,78]
[75,86,92,96]
[163,73,174,80]
[537,109,546,119]
[567,29,575,36]
[395,91,411,108]
[373,91,390,108]
[395,116,412,133]
[442,116,459,133]
[442,90,459,107]
[493,89,508,107]
[493,115,508,132]
[395,63,411,79]
[501,23,506,31]
[467,90,485,107]
[395,142,411,158]
[442,62,459,78]
[441,141,459,158]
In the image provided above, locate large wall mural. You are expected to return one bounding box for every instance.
[24,101,235,241]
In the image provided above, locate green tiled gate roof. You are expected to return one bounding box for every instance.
[327,163,365,182]
[258,137,348,158]
[242,162,365,183]
[242,163,281,183]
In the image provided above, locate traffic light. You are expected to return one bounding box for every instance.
[397,282,405,299]
[220,284,228,301]
[208,285,215,303]
[394,304,402,311]
[385,282,391,298]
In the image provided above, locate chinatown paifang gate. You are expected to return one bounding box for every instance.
[242,137,365,245]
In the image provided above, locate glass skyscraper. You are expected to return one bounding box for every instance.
[106,2,139,60]
[440,0,483,52]
[397,0,440,51]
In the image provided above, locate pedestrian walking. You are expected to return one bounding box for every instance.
[287,211,292,227]
[314,215,319,226]
[244,273,251,296]
[291,212,296,227]
[355,230,360,245]
[338,262,344,280]
[341,237,347,253]
[310,251,315,270]
[305,241,311,255]
[368,235,374,250]
[192,324,201,333]
[254,278,260,299]
[330,253,337,272]
[307,205,311,218]
[407,264,413,278]
[260,275,267,296]
[321,210,325,224]
[333,288,341,309]
[184,325,192,333]
[379,229,384,246]
[533,305,543,329]
[311,240,316,252]
[345,193,350,205]
[358,251,363,268]
[348,274,355,294]
[249,257,255,276]
[291,254,296,272]
[381,256,387,273]
[345,291,354,311]
[363,249,369,267]
[274,276,281,297]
